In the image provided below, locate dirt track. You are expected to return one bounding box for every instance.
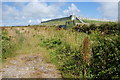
[1,53,61,78]
[0,27,61,78]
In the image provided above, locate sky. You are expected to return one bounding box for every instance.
[0,0,119,26]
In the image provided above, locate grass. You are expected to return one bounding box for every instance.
[82,19,109,24]
[37,27,90,78]
[1,27,51,63]
[40,16,109,26]
[1,22,119,79]
[2,26,87,77]
[41,17,71,25]
[40,16,81,27]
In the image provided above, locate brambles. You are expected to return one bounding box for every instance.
[53,42,83,78]
[40,36,91,78]
[40,22,119,79]
[90,35,120,79]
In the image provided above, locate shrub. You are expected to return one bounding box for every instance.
[90,24,97,30]
[90,35,120,79]
[2,29,14,60]
[72,22,119,35]
[55,42,83,77]
[2,28,26,61]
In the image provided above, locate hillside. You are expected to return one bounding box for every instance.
[1,22,119,79]
[40,15,111,26]
[40,15,81,26]
[41,16,71,25]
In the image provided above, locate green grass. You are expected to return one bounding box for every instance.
[38,27,89,78]
[40,16,81,27]
[41,17,71,25]
[38,22,119,78]
[82,19,109,24]
[41,20,68,25]
[40,16,109,26]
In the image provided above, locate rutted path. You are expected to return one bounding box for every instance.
[1,53,61,78]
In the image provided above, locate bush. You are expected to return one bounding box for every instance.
[54,42,85,78]
[39,24,119,78]
[72,22,119,35]
[2,28,26,61]
[90,35,120,79]
[41,37,84,77]
[2,29,14,60]
[90,24,97,30]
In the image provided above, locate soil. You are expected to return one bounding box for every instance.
[1,53,61,78]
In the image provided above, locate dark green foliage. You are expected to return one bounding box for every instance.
[41,38,62,49]
[2,29,14,60]
[55,43,71,54]
[2,29,25,61]
[41,38,84,77]
[73,22,119,35]
[55,43,83,77]
[40,22,119,78]
[90,35,120,79]
[89,24,97,30]
[107,22,119,35]
[99,24,106,32]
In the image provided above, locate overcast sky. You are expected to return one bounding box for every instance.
[0,0,119,26]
